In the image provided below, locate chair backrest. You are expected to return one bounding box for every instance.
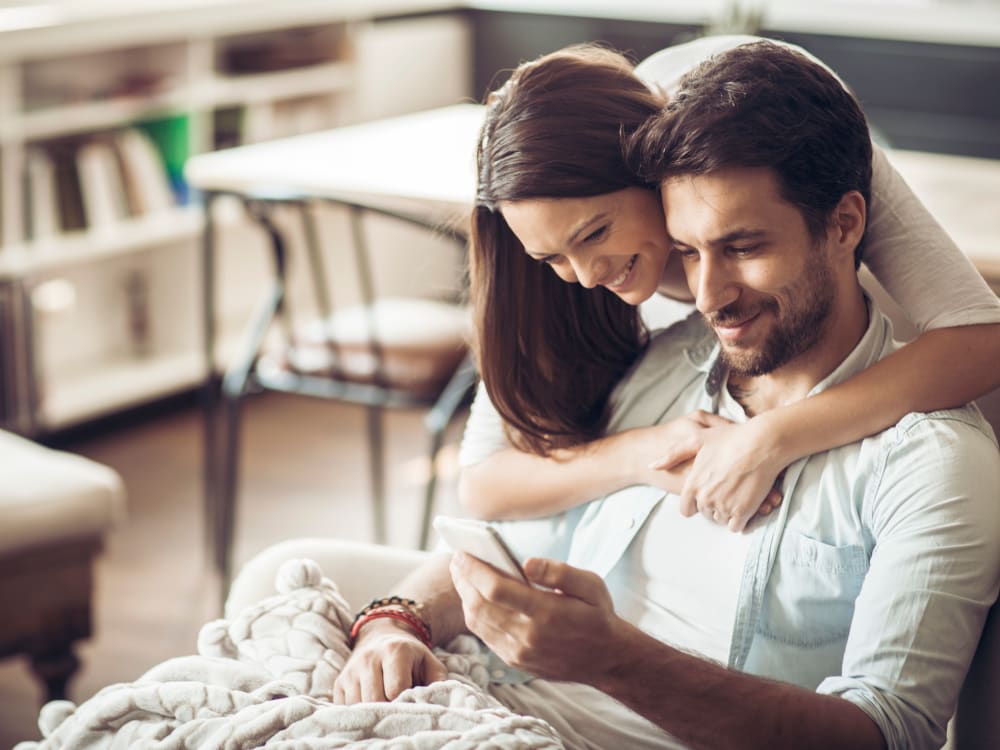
[953,599,1000,748]
[952,385,1000,748]
[245,196,470,399]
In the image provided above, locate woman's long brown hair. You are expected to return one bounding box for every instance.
[470,45,664,456]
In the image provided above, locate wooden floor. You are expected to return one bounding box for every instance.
[0,393,467,747]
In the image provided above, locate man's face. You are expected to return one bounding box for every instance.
[662,167,835,377]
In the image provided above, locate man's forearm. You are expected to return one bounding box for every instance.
[595,619,886,750]
[374,552,468,647]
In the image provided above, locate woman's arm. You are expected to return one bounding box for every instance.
[678,324,1000,531]
[458,415,723,521]
[457,384,739,520]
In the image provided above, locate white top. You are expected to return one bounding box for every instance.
[608,388,757,664]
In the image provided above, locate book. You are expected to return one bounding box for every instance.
[77,139,129,232]
[134,114,191,204]
[48,140,87,234]
[24,146,59,241]
[116,128,175,216]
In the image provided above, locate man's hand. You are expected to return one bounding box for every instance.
[449,552,626,683]
[332,618,448,704]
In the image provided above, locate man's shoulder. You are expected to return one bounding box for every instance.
[873,399,999,457]
[615,313,712,393]
[863,403,1000,501]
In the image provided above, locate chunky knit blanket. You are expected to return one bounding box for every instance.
[16,559,563,749]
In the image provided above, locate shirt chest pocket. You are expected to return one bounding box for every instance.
[757,529,870,648]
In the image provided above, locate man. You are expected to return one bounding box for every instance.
[335,42,1000,750]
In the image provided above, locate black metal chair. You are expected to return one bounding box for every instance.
[208,194,475,591]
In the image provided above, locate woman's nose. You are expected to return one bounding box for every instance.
[573,256,610,289]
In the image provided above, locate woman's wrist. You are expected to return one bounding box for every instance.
[750,407,805,467]
[603,429,650,487]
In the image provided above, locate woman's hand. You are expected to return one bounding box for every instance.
[624,411,735,493]
[652,414,785,532]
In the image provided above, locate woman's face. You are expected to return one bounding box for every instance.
[500,187,672,306]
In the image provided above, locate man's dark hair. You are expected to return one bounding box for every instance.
[627,41,872,266]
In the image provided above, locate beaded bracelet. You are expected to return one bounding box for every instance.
[349,608,433,649]
[354,596,424,622]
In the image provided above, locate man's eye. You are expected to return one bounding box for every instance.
[730,245,759,257]
[675,247,698,260]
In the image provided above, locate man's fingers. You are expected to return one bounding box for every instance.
[523,557,612,608]
[359,670,388,703]
[334,675,361,705]
[767,487,784,508]
[420,655,450,688]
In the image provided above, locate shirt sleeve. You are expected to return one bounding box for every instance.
[863,145,1000,330]
[817,409,1000,750]
[457,381,511,467]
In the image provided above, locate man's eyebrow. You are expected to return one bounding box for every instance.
[669,228,769,247]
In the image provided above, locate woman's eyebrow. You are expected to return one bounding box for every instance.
[567,213,610,244]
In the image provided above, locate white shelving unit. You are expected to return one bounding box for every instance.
[0,1,471,434]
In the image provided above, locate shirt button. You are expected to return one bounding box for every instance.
[492,669,506,679]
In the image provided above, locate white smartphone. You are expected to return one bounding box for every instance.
[433,515,530,584]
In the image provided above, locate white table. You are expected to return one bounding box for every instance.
[186,103,484,222]
[187,103,1000,286]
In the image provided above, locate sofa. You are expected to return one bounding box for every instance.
[227,536,999,750]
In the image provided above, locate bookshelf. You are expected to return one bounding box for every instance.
[0,2,472,434]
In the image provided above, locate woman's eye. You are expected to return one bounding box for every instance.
[582,226,607,243]
[536,255,560,265]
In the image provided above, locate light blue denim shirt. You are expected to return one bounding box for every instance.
[486,301,1000,750]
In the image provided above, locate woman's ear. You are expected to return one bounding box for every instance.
[830,190,866,258]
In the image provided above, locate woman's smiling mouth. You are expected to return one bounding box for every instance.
[605,254,638,290]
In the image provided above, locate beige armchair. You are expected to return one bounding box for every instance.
[0,430,125,701]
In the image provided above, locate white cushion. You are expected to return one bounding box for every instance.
[0,430,125,555]
[226,537,434,617]
[273,298,470,396]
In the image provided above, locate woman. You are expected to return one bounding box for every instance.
[459,37,1000,531]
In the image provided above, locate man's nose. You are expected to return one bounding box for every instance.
[572,256,610,289]
[694,255,739,315]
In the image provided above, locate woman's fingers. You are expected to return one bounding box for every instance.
[649,435,700,470]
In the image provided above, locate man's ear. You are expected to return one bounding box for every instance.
[829,190,866,259]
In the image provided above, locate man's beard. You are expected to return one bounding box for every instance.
[707,253,835,377]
